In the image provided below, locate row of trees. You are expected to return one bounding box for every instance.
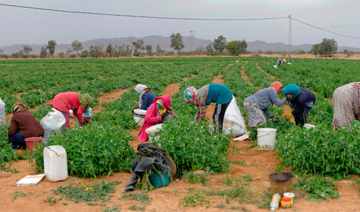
[0,33,248,59]
[2,36,351,59]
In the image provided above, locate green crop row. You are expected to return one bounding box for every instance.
[31,57,236,177]
[233,57,360,179]
[256,58,360,98]
[0,57,234,114]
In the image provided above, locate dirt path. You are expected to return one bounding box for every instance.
[239,62,260,90]
[255,62,275,79]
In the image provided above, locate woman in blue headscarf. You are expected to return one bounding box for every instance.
[283,84,316,127]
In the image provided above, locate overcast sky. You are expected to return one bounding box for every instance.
[0,0,359,47]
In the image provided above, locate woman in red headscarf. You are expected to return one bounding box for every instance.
[243,81,286,127]
[138,94,176,142]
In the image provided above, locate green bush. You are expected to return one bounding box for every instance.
[33,123,136,177]
[276,121,360,179]
[154,117,231,176]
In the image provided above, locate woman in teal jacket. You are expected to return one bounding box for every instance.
[184,84,233,132]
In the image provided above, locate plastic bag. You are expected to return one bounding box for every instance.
[0,98,5,125]
[40,108,66,144]
[223,96,247,137]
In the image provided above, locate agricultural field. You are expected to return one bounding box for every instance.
[0,57,360,211]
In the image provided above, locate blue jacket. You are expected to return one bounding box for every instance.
[289,88,316,115]
[137,91,156,110]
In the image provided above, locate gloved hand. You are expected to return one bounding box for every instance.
[161,111,169,121]
[286,94,295,100]
[284,113,293,121]
[272,116,280,122]
[80,118,90,127]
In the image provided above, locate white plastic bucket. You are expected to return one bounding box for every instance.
[44,145,68,182]
[257,128,277,150]
[133,109,147,125]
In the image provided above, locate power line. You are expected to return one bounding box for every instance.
[1,3,359,40]
[0,3,288,21]
[291,17,360,40]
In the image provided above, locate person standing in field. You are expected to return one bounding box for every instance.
[183,84,233,132]
[283,84,316,127]
[274,59,286,68]
[134,84,156,110]
[51,92,94,128]
[138,94,176,142]
[332,82,360,130]
[243,81,286,127]
[8,101,44,149]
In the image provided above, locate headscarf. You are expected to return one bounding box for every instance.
[283,84,301,99]
[183,86,197,103]
[78,93,94,107]
[269,81,283,94]
[135,84,149,107]
[135,84,148,95]
[13,101,26,113]
[156,99,167,115]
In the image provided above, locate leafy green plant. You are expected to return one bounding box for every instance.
[180,193,210,208]
[128,204,145,211]
[119,192,152,205]
[183,172,209,186]
[11,191,27,202]
[52,180,121,204]
[240,174,253,182]
[43,195,57,205]
[293,175,339,202]
[103,206,121,212]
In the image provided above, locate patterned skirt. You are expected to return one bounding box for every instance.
[244,102,266,127]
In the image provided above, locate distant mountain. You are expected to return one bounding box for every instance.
[1,36,359,54]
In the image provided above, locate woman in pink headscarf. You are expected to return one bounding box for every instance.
[138,94,176,142]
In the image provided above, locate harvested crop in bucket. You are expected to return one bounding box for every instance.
[257,128,277,150]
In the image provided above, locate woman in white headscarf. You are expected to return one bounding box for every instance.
[134,84,156,110]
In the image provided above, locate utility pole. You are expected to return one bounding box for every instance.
[190,31,194,56]
[288,15,292,63]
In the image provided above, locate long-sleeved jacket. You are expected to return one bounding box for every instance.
[244,87,286,118]
[8,110,44,138]
[137,91,156,110]
[50,92,86,123]
[138,95,175,142]
[195,84,233,121]
[289,88,316,115]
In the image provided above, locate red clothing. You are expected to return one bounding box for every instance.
[8,110,44,138]
[51,92,86,127]
[138,95,175,142]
